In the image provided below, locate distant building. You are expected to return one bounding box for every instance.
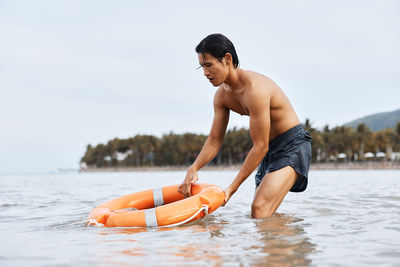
[364,152,374,158]
[337,153,347,162]
[391,152,400,161]
[114,150,133,161]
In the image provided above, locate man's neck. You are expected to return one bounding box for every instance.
[224,68,245,92]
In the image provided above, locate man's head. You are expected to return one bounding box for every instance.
[196,34,239,68]
[196,34,239,86]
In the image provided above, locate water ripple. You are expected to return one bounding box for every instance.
[1,170,400,266]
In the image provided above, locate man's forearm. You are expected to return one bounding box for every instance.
[229,145,268,191]
[191,137,222,171]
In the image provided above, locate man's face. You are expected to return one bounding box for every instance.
[198,53,229,87]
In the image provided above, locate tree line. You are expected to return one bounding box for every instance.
[80,121,400,168]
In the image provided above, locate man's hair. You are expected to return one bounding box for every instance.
[195,33,239,68]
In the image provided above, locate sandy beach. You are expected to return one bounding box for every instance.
[79,161,400,172]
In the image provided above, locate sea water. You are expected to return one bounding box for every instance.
[0,170,399,266]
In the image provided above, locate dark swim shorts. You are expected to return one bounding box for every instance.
[255,124,312,192]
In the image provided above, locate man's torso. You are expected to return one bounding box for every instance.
[216,70,300,141]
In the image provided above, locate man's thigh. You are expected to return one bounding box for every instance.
[253,166,298,213]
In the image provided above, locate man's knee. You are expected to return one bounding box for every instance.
[251,198,274,219]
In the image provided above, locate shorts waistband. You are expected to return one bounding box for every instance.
[269,124,304,151]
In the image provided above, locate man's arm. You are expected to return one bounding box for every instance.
[178,91,229,197]
[224,91,271,204]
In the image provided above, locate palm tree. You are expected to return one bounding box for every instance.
[395,122,400,151]
[356,123,371,160]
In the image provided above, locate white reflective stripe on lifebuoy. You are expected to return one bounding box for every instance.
[145,208,158,227]
[152,187,164,207]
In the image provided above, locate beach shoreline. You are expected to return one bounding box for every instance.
[79,161,400,172]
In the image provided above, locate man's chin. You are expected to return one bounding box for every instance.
[211,80,222,87]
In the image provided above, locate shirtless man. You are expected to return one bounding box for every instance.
[178,34,312,218]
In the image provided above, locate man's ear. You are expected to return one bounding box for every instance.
[224,53,232,65]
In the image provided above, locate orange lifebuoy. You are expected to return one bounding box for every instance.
[87,183,225,227]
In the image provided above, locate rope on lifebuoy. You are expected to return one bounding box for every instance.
[159,204,209,228]
[88,218,104,227]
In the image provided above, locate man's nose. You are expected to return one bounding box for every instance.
[203,69,209,77]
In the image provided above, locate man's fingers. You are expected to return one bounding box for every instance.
[222,195,229,206]
[222,190,229,206]
[178,183,192,197]
[184,183,192,197]
[183,190,191,197]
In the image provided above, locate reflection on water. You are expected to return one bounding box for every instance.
[254,213,315,267]
[91,212,315,266]
[96,219,226,266]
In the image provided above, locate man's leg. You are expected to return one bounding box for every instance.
[252,166,298,218]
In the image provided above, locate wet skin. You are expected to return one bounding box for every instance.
[179,52,300,218]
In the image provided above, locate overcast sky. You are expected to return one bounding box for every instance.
[1,0,399,173]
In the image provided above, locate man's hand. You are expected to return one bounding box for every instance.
[178,167,199,198]
[222,185,237,206]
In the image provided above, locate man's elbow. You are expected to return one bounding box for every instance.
[254,143,269,155]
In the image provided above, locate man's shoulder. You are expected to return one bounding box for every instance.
[241,70,275,90]
[214,85,231,97]
[246,76,276,97]
[243,69,270,81]
[213,86,229,105]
